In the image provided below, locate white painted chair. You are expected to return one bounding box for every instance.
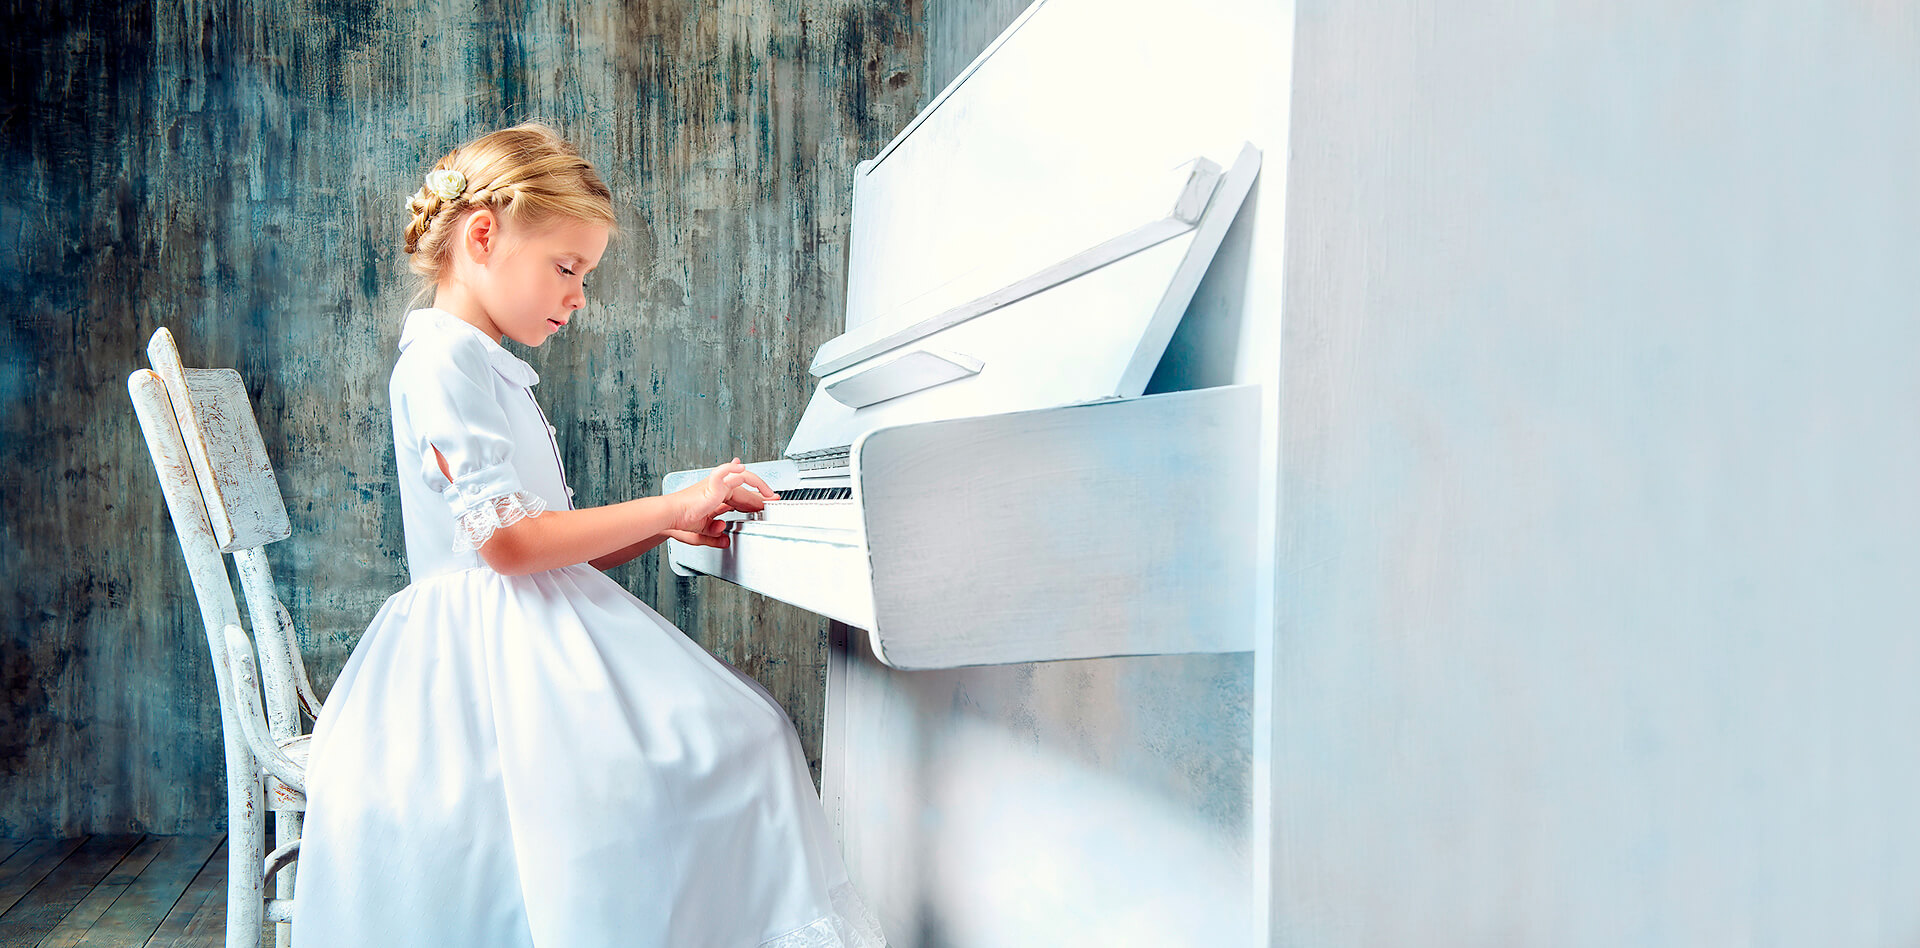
[128,327,325,948]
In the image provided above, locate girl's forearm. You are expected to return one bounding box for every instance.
[588,534,671,571]
[481,495,685,576]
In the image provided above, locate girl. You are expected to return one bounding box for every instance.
[292,122,889,948]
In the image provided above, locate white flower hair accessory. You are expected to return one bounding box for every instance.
[425,168,467,201]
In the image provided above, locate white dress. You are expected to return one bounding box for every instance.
[292,306,888,948]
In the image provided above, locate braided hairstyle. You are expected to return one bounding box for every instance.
[403,121,617,303]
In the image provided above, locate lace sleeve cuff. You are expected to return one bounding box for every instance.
[450,490,549,553]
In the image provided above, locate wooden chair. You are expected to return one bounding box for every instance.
[128,327,326,948]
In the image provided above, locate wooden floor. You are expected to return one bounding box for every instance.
[0,836,271,948]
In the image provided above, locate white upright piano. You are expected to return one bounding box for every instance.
[665,140,1260,668]
[666,0,1272,942]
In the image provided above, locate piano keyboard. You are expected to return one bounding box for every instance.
[664,463,871,629]
[717,482,858,535]
[763,487,851,501]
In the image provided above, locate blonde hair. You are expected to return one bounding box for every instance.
[403,121,617,305]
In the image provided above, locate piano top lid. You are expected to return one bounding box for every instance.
[783,141,1261,462]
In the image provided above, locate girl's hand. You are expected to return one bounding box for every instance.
[671,458,778,534]
[663,527,730,549]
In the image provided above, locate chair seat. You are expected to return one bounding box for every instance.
[265,735,310,809]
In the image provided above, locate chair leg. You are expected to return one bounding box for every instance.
[273,808,301,948]
[227,761,267,948]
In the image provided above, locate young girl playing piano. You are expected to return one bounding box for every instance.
[292,121,889,948]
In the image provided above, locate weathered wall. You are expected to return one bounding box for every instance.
[2,0,926,836]
[1275,1,1920,942]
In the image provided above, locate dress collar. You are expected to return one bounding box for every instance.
[398,307,540,387]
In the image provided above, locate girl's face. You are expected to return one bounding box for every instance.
[450,209,610,347]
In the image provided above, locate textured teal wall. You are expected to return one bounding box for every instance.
[2,0,927,836]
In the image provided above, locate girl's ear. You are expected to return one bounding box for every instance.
[464,208,499,262]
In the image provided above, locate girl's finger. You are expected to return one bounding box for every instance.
[666,528,723,547]
[742,471,778,499]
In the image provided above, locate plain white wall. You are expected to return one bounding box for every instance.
[1274,2,1920,944]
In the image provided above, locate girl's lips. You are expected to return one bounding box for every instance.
[548,318,564,330]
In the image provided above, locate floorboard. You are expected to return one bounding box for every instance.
[62,836,222,948]
[0,834,285,947]
[36,836,169,948]
[0,840,88,919]
[143,838,228,948]
[0,836,144,948]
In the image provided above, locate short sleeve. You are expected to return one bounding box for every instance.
[393,339,548,552]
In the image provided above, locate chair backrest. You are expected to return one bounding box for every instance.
[145,328,292,551]
[129,366,255,761]
[138,328,313,741]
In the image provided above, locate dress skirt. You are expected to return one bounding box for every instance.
[290,562,886,948]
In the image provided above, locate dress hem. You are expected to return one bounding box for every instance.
[756,880,889,947]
